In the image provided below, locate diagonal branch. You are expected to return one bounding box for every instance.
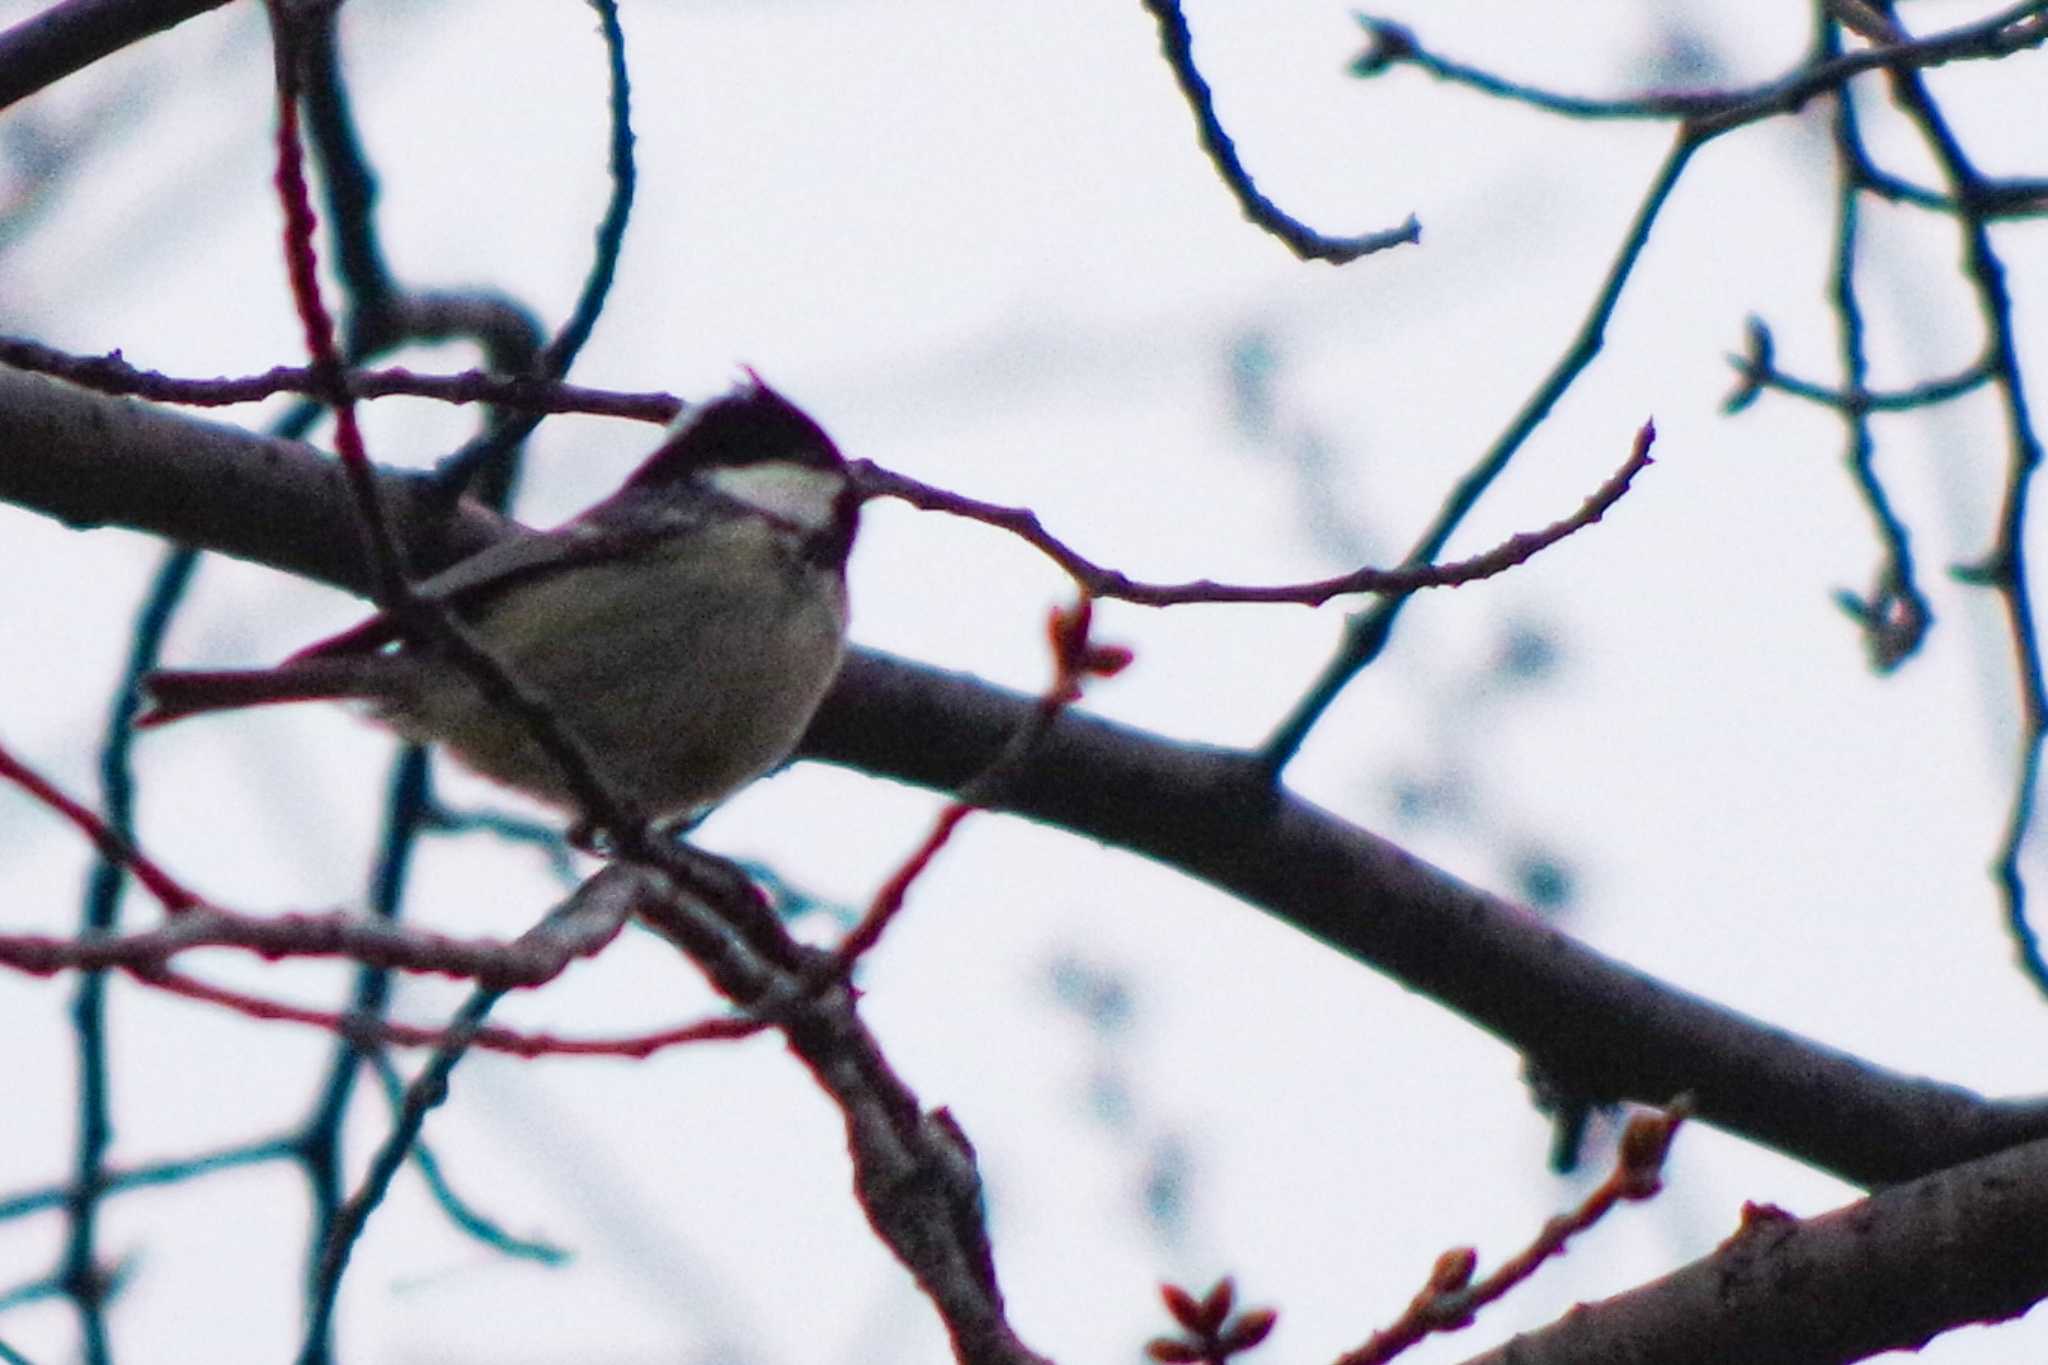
[1139,0,1419,262]
[852,420,1653,607]
[0,0,234,112]
[1260,134,1696,770]
[1456,1133,2048,1365]
[4,371,2044,1191]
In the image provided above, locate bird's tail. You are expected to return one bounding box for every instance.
[136,661,370,729]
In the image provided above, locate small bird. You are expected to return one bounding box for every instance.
[138,375,858,833]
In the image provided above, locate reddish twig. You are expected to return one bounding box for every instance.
[0,770,782,1059]
[820,596,1132,976]
[852,419,1656,608]
[627,860,1054,1363]
[0,328,1653,619]
[0,335,683,421]
[264,2,400,598]
[607,599,1131,1077]
[0,738,197,911]
[261,2,646,844]
[1337,1098,1692,1365]
[0,885,708,1057]
[142,966,761,1058]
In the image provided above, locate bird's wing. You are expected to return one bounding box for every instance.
[286,522,662,661]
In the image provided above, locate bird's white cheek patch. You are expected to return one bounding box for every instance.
[706,462,846,533]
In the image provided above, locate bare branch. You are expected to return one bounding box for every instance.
[1263,138,1695,770]
[0,336,682,418]
[0,0,233,112]
[1456,1133,2048,1365]
[853,421,1655,607]
[1141,0,1419,262]
[0,343,1653,611]
[1351,1,2048,137]
[4,374,2046,1190]
[1342,1101,1689,1364]
[629,863,1054,1365]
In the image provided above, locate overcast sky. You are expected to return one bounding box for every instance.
[2,1,2045,1361]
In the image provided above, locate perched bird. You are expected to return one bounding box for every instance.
[139,375,858,832]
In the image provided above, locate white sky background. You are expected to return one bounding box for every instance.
[1,0,2046,1361]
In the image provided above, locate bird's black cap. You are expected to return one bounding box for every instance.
[626,372,843,491]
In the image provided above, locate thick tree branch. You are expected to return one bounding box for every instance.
[0,364,508,583]
[811,651,2048,1189]
[5,365,2046,1191]
[1458,1133,2048,1365]
[0,0,234,112]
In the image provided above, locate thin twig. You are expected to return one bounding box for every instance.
[0,741,196,912]
[1352,1,2048,139]
[300,988,501,1363]
[142,967,761,1058]
[821,596,1132,977]
[1141,0,1419,263]
[1337,1100,1690,1365]
[1876,40,2048,994]
[858,423,1653,608]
